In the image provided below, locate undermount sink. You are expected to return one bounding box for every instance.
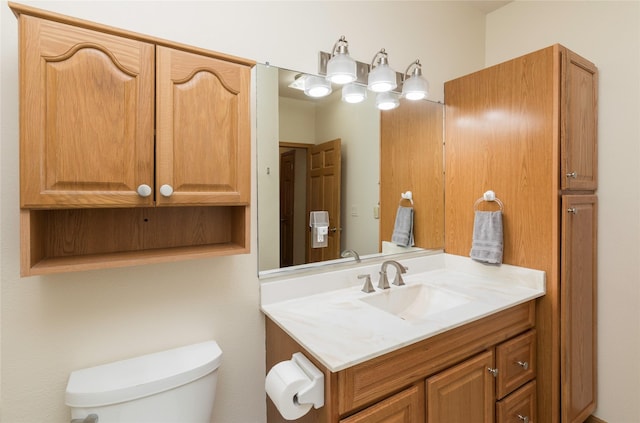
[359,283,473,322]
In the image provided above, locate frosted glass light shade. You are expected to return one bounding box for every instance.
[327,53,357,85]
[368,64,397,92]
[342,83,367,104]
[376,92,399,110]
[304,75,332,98]
[402,74,429,100]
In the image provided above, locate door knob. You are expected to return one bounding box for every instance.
[137,184,152,197]
[159,184,174,197]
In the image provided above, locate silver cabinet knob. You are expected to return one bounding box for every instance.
[516,360,529,370]
[137,184,152,197]
[517,415,529,423]
[159,184,174,197]
[487,367,499,377]
[566,171,577,178]
[567,207,578,214]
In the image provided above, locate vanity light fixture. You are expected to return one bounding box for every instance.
[402,59,430,100]
[375,91,400,110]
[341,83,367,104]
[304,75,332,98]
[367,49,397,93]
[326,36,357,85]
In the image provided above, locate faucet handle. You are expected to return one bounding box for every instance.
[358,274,375,293]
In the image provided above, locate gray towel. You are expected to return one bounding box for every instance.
[391,206,414,247]
[470,211,503,264]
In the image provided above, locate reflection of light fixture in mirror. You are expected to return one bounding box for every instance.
[342,83,367,104]
[326,36,357,85]
[368,49,397,93]
[376,91,400,110]
[402,59,430,100]
[304,75,332,98]
[288,74,307,91]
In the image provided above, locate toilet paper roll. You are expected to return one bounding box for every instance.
[265,360,313,420]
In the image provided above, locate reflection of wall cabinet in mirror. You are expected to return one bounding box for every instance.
[444,44,597,423]
[266,301,536,422]
[12,3,254,276]
[380,99,444,251]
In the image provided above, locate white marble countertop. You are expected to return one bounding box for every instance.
[261,253,545,372]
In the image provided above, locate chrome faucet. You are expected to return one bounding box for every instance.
[378,260,408,289]
[341,249,361,263]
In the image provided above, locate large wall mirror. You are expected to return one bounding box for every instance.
[257,63,444,276]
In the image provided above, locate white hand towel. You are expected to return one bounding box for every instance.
[391,206,414,247]
[470,210,503,264]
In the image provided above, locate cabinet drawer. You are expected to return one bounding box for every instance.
[496,380,536,423]
[496,330,536,399]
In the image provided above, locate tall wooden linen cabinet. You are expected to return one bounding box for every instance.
[444,45,598,423]
[11,3,254,276]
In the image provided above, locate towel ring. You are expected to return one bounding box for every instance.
[400,191,414,205]
[473,190,504,211]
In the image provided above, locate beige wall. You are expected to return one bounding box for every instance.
[486,1,640,421]
[0,1,488,422]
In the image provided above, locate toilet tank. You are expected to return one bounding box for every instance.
[65,341,222,423]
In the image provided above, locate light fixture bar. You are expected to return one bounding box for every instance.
[319,51,405,94]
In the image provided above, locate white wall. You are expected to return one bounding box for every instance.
[0,1,488,422]
[486,1,640,421]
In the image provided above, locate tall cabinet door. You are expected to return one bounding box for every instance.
[561,195,597,423]
[19,15,155,208]
[561,50,598,191]
[426,350,495,423]
[156,46,251,206]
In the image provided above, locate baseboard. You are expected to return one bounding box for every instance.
[585,416,607,423]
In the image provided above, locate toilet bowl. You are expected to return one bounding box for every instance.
[65,341,222,423]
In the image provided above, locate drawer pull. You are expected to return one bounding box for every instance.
[517,414,529,423]
[566,171,577,178]
[516,360,529,370]
[487,367,499,377]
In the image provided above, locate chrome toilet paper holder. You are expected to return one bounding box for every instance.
[291,352,324,409]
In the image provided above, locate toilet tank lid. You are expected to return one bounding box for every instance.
[65,340,222,407]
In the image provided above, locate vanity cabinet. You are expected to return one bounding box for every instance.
[266,301,536,423]
[11,3,254,276]
[444,44,597,423]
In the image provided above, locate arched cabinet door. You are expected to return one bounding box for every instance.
[155,46,251,206]
[20,15,155,208]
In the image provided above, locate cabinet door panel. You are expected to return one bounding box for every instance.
[156,46,251,206]
[561,195,597,422]
[426,350,495,423]
[20,16,155,208]
[340,384,424,423]
[561,50,598,191]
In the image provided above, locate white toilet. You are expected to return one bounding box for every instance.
[65,341,222,423]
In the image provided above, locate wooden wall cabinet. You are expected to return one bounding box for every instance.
[11,3,254,276]
[266,301,536,423]
[444,44,598,423]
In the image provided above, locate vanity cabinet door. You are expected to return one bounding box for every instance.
[155,46,251,206]
[19,15,155,208]
[561,195,597,423]
[340,384,424,423]
[561,50,598,191]
[426,350,495,423]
